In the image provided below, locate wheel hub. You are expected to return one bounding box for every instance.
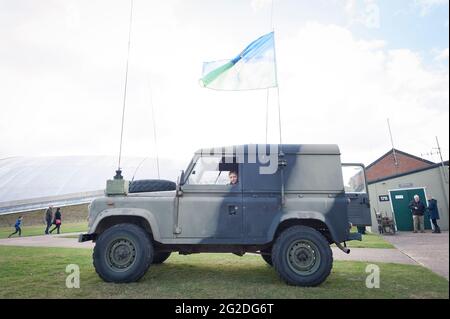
[287,240,321,276]
[107,239,136,271]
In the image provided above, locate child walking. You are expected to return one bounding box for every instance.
[8,216,23,238]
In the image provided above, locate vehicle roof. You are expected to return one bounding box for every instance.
[195,144,340,156]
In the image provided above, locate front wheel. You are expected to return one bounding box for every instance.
[272,225,333,287]
[93,223,153,283]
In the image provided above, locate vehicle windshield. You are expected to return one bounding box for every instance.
[342,165,367,193]
[186,156,238,185]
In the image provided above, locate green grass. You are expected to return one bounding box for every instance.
[340,231,395,249]
[0,246,447,299]
[0,222,88,239]
[331,227,395,249]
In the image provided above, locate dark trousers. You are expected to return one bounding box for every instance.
[431,219,441,233]
[49,224,61,234]
[8,226,21,238]
[45,221,52,234]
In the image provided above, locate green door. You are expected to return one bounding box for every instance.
[390,189,431,231]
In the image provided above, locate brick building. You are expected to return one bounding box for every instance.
[366,149,449,232]
[366,149,435,183]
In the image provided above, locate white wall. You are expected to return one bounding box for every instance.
[368,165,449,232]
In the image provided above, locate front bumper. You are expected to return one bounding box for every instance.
[78,233,97,243]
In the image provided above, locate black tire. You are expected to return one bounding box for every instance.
[152,251,171,264]
[129,179,176,194]
[272,225,333,287]
[93,223,153,283]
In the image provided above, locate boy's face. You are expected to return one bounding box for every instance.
[229,173,238,185]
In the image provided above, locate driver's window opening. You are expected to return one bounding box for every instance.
[342,166,367,193]
[187,156,239,185]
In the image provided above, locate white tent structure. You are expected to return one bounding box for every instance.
[0,156,181,214]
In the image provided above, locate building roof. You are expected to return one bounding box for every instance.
[368,161,449,184]
[366,148,435,170]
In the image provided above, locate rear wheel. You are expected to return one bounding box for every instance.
[272,225,333,287]
[93,223,153,283]
[152,251,171,264]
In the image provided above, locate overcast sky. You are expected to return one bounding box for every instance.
[1,0,448,172]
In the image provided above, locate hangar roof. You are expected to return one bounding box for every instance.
[0,156,180,214]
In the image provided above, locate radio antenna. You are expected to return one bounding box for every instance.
[387,118,399,167]
[117,0,134,175]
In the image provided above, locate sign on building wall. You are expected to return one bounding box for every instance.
[379,195,390,202]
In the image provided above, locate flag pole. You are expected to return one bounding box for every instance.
[269,1,286,206]
[265,90,269,144]
[272,32,283,149]
[265,0,275,145]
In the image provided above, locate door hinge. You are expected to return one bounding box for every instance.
[174,226,182,234]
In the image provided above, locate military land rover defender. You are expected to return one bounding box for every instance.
[79,144,371,287]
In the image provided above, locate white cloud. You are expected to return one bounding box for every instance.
[414,0,449,16]
[435,48,449,61]
[0,1,448,169]
[251,0,273,11]
[275,22,449,162]
[344,0,381,29]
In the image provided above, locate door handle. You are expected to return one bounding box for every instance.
[228,205,239,215]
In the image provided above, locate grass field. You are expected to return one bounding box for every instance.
[337,231,395,249]
[0,222,88,239]
[0,246,447,299]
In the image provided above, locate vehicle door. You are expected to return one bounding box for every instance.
[342,164,372,226]
[178,155,243,239]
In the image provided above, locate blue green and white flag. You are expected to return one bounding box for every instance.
[200,32,277,91]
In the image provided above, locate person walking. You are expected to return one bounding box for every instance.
[8,216,23,238]
[409,195,426,233]
[44,206,53,235]
[49,208,62,234]
[426,195,441,234]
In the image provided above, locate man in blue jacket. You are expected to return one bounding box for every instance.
[8,216,23,238]
[426,195,441,234]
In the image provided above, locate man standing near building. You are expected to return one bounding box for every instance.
[44,206,53,235]
[426,195,441,234]
[409,195,426,233]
